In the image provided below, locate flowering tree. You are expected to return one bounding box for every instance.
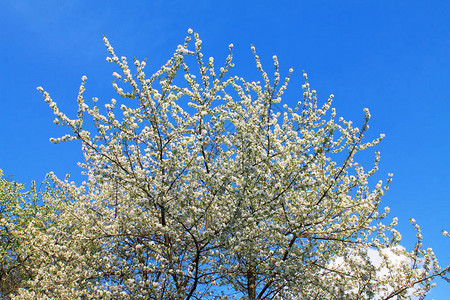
[0,170,31,298]
[25,30,449,299]
[0,171,46,298]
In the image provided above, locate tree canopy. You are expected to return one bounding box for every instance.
[3,30,448,299]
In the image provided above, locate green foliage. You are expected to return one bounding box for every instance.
[0,170,36,298]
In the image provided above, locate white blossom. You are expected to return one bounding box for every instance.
[19,32,449,300]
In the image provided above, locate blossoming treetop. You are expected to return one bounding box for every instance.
[20,29,449,299]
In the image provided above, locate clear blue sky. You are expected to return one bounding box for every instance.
[1,1,449,297]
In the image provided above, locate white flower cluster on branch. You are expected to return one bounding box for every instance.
[11,29,448,299]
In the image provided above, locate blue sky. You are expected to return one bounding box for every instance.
[1,0,449,297]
